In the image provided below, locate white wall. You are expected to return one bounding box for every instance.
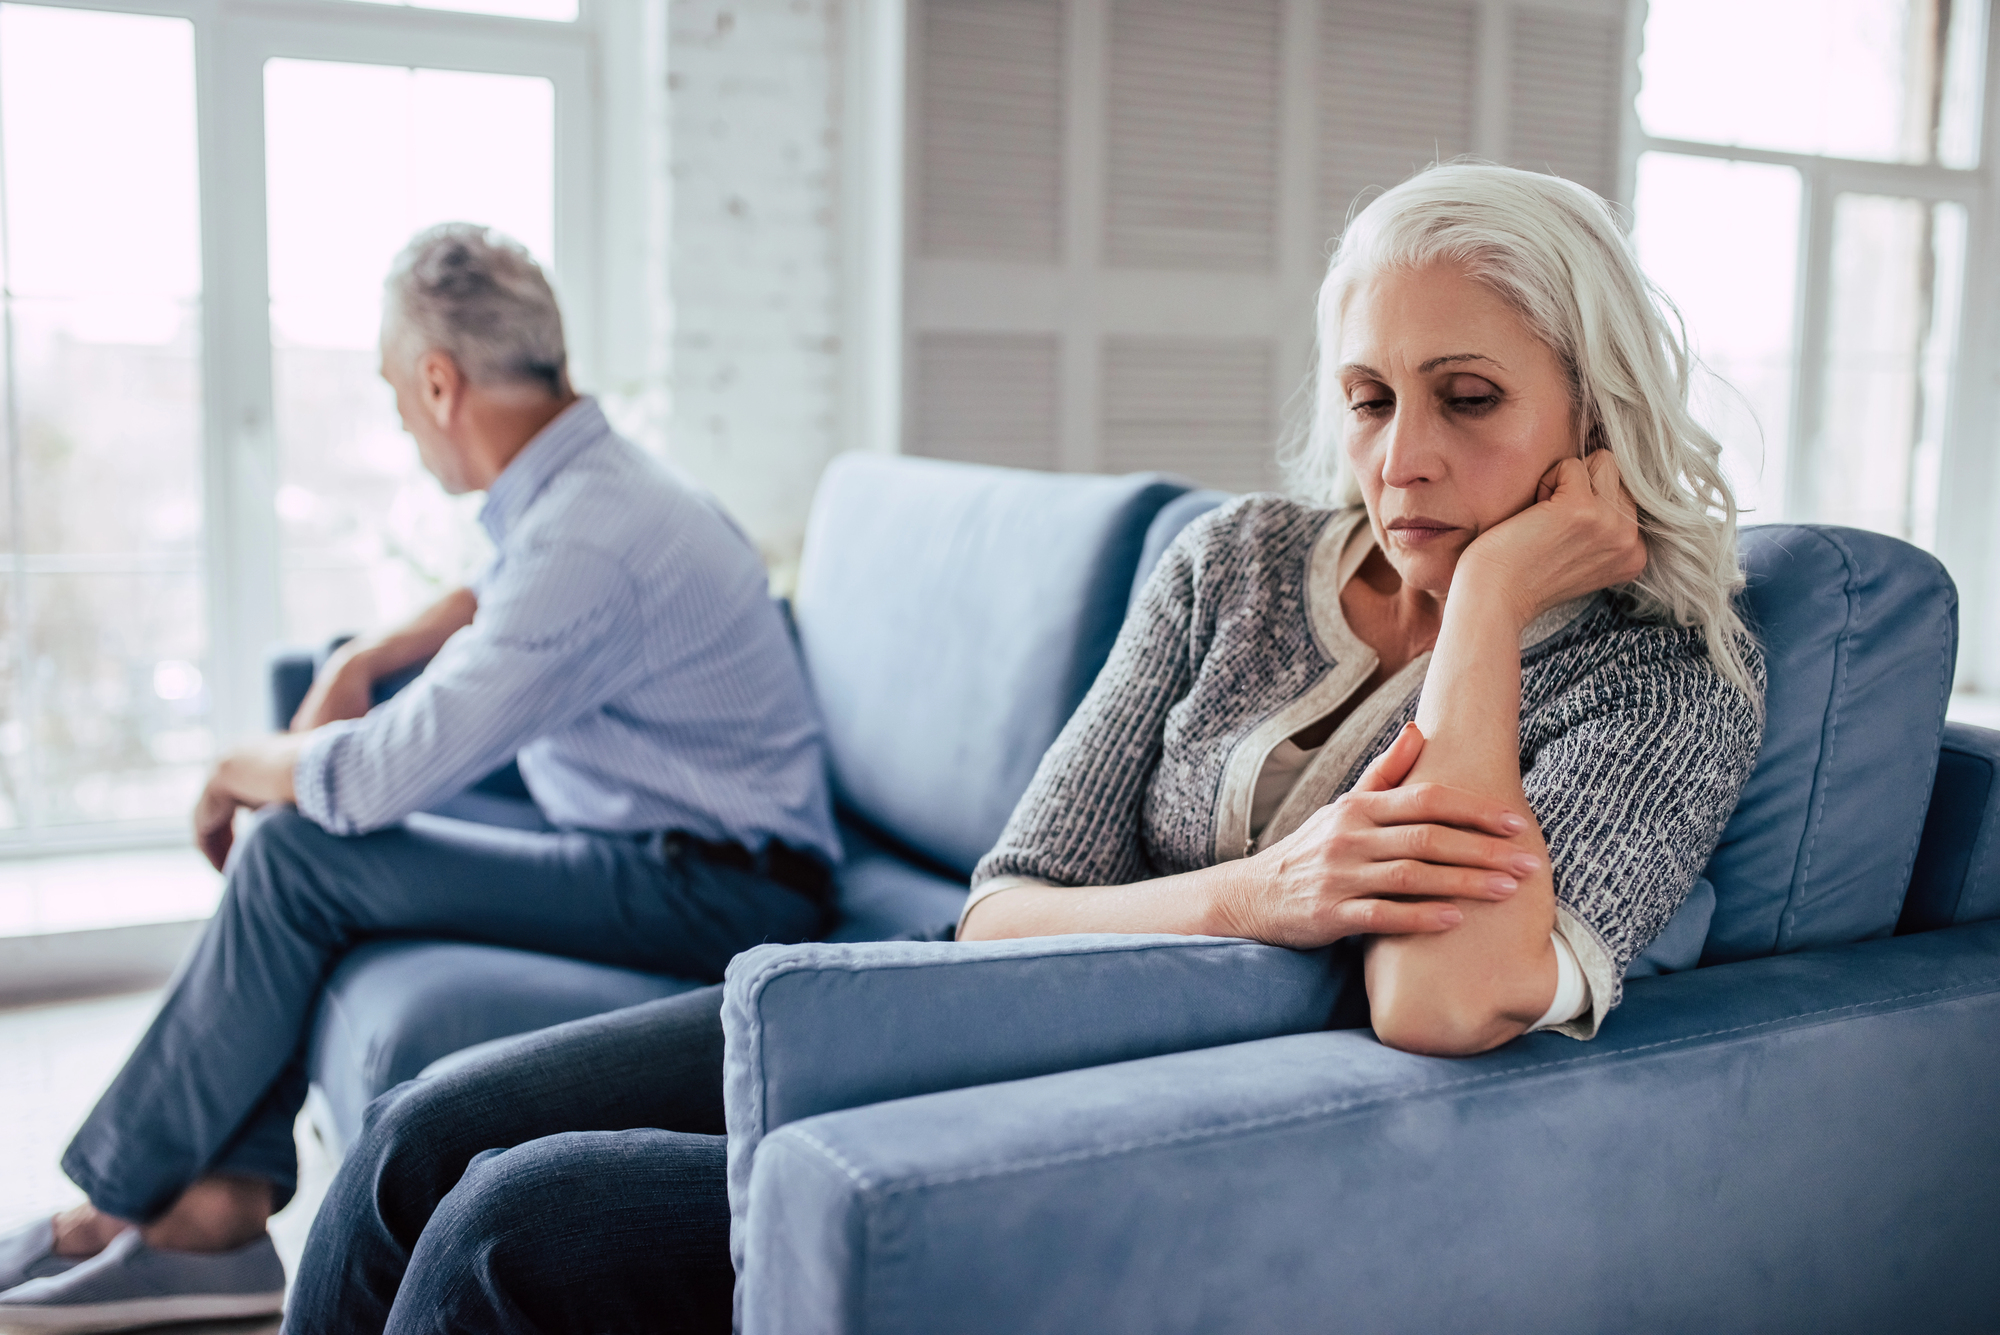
[657,0,846,568]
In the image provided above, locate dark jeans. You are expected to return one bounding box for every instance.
[283,986,733,1335]
[62,807,821,1223]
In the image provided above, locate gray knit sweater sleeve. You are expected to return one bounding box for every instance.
[970,516,1203,888]
[1519,618,1765,1020]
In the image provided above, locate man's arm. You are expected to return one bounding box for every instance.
[290,586,479,731]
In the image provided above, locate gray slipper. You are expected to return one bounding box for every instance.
[0,1229,283,1332]
[0,1219,80,1293]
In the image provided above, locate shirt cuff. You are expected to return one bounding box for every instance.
[957,874,1055,935]
[291,720,361,832]
[1528,929,1590,1032]
[1544,906,1622,1040]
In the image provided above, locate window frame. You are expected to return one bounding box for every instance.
[0,0,603,856]
[1625,0,2000,701]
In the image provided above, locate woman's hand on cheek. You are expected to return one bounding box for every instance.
[1213,724,1536,949]
[1459,450,1649,625]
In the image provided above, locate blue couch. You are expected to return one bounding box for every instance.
[277,456,2000,1328]
[715,506,2000,1332]
[274,454,1195,1148]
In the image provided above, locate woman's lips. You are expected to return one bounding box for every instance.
[1385,518,1460,546]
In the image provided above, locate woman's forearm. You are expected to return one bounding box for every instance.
[957,864,1251,940]
[1364,569,1560,1055]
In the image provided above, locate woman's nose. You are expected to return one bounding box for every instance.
[1380,406,1443,487]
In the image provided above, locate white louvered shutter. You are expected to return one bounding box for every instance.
[1321,0,1479,234]
[901,0,1635,490]
[1509,5,1626,200]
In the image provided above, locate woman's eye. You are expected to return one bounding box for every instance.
[1444,373,1501,413]
[1347,385,1393,417]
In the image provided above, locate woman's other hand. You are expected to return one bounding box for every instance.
[1212,723,1536,949]
[1458,449,1648,626]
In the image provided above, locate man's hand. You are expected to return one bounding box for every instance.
[193,736,306,871]
[1212,724,1534,949]
[291,643,376,732]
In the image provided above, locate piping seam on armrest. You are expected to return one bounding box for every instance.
[773,975,2000,1203]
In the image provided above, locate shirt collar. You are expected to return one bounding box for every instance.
[478,396,608,545]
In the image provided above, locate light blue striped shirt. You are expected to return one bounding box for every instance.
[294,398,840,863]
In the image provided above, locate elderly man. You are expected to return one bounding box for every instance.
[0,224,838,1328]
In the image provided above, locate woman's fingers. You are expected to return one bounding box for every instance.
[1353,781,1526,838]
[1331,897,1463,936]
[1371,822,1539,881]
[1355,857,1523,902]
[1351,722,1424,794]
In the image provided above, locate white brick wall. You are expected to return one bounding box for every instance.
[664,0,845,567]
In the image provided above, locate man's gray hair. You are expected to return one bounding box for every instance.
[383,223,570,397]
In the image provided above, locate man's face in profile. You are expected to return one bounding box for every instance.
[380,343,473,496]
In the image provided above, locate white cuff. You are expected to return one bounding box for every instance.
[1528,929,1590,1032]
[956,874,1054,935]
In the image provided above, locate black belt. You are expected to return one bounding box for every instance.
[662,831,833,902]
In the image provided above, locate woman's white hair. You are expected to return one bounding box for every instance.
[383,223,571,397]
[1283,161,1758,705]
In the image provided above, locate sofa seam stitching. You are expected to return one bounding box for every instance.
[874,978,1998,1196]
[1777,528,1854,953]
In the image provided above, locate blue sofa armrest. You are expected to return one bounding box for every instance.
[741,920,2000,1334]
[720,935,1347,1277]
[1902,721,2000,932]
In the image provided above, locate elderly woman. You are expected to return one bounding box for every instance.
[961,162,1762,1051]
[256,162,1761,1334]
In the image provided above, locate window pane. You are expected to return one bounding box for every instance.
[1640,0,1983,167]
[0,5,208,839]
[264,59,555,647]
[1810,195,1965,545]
[25,572,209,828]
[1632,153,1800,523]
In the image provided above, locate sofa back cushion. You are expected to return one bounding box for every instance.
[1701,524,1957,962]
[795,454,1186,877]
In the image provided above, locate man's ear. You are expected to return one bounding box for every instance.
[416,350,463,429]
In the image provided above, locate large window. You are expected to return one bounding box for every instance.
[1631,0,1999,699]
[0,0,596,854]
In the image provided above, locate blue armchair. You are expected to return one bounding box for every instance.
[272,455,1194,1148]
[721,521,2000,1331]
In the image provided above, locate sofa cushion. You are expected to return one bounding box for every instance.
[794,454,1186,876]
[825,817,969,943]
[305,939,700,1150]
[1901,721,2000,932]
[1129,488,1229,609]
[1701,525,1957,962]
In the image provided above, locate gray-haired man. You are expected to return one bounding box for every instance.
[0,225,840,1329]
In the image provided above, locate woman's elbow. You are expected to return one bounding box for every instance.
[1368,994,1527,1057]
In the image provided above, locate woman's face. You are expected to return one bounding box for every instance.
[1334,263,1579,599]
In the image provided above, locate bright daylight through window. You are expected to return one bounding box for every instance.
[266,59,555,650]
[1633,0,1983,549]
[0,5,207,839]
[0,0,584,902]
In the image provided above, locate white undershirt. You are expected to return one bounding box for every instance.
[1249,738,1590,1032]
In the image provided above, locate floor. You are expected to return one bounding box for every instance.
[0,987,335,1334]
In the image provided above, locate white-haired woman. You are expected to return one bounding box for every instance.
[962,160,1763,1053]
[273,163,1764,1334]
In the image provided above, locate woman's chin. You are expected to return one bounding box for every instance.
[1379,549,1458,602]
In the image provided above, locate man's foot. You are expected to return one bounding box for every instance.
[0,1220,80,1293]
[0,1229,283,1332]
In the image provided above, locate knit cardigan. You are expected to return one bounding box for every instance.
[971,496,1765,1038]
